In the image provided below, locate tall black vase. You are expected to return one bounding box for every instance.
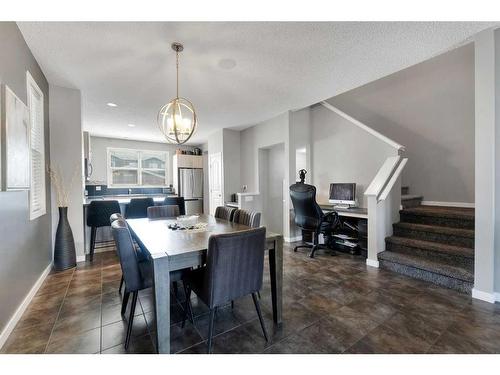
[54,207,76,271]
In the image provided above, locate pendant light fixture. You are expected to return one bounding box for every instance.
[157,42,197,144]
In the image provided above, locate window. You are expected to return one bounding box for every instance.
[27,71,46,220]
[107,148,168,187]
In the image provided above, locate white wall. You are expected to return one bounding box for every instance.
[473,28,499,301]
[267,144,285,234]
[49,85,85,259]
[328,43,475,204]
[222,129,241,202]
[89,136,195,186]
[311,104,397,208]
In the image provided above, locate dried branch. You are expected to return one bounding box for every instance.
[47,164,79,207]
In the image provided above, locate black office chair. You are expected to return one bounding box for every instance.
[111,219,183,350]
[163,197,186,215]
[125,198,154,219]
[214,206,236,221]
[289,182,341,258]
[232,209,261,228]
[182,227,269,353]
[86,200,121,262]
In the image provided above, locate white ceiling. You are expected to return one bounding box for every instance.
[18,22,496,145]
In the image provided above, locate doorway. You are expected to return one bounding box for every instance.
[258,143,285,234]
[208,152,223,215]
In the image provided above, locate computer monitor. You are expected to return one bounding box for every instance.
[329,183,357,208]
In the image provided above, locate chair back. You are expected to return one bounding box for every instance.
[87,200,121,227]
[163,197,186,215]
[204,227,266,307]
[232,209,261,228]
[111,219,143,292]
[147,205,180,219]
[126,198,154,219]
[289,183,323,230]
[214,206,236,221]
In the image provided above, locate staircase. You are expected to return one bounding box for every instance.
[378,187,475,293]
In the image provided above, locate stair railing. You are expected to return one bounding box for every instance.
[364,156,408,267]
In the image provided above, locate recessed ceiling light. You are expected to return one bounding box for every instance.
[128,123,136,127]
[107,102,118,107]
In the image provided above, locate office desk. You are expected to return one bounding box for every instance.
[318,203,368,219]
[317,203,368,255]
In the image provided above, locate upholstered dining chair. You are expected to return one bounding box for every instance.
[163,196,186,215]
[147,205,180,219]
[214,206,236,221]
[111,219,183,349]
[125,197,154,219]
[232,209,261,228]
[182,227,269,353]
[87,200,121,262]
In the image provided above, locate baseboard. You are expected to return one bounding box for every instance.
[284,236,302,243]
[366,258,379,268]
[472,288,497,303]
[0,262,52,350]
[76,255,86,263]
[421,201,475,208]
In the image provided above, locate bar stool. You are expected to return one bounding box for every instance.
[163,197,186,215]
[125,198,154,219]
[86,200,121,262]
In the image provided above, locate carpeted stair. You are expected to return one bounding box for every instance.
[378,205,475,294]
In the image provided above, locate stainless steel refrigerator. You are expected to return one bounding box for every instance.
[178,168,203,214]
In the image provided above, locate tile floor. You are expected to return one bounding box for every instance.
[2,243,500,354]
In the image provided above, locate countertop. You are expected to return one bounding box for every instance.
[84,194,177,206]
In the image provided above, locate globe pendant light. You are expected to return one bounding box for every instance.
[157,42,197,144]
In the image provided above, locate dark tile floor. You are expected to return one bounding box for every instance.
[2,243,500,354]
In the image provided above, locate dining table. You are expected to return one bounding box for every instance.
[126,214,284,354]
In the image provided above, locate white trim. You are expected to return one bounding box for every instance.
[320,101,405,153]
[284,236,302,243]
[421,200,475,208]
[379,158,408,201]
[366,258,379,268]
[76,255,86,262]
[0,263,52,350]
[472,288,496,303]
[365,156,401,199]
[27,70,46,221]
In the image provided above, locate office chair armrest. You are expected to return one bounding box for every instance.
[321,210,341,229]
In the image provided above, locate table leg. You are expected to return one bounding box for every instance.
[152,255,171,354]
[268,237,283,325]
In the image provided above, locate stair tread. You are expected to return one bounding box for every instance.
[378,251,474,282]
[401,194,423,200]
[385,236,474,258]
[400,205,474,220]
[393,222,474,238]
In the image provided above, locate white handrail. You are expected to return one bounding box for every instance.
[320,101,406,154]
[379,158,408,201]
[364,156,401,200]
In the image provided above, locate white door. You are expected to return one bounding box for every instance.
[209,152,223,215]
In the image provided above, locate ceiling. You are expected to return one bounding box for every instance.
[18,22,496,145]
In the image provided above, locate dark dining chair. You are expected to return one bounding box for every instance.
[147,205,180,219]
[232,209,261,228]
[111,219,183,350]
[86,200,121,262]
[125,198,154,219]
[163,196,186,215]
[214,206,236,221]
[182,227,269,353]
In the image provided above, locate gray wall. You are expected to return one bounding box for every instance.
[311,105,397,208]
[49,85,84,259]
[0,23,52,335]
[265,144,285,234]
[327,43,475,204]
[89,136,195,186]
